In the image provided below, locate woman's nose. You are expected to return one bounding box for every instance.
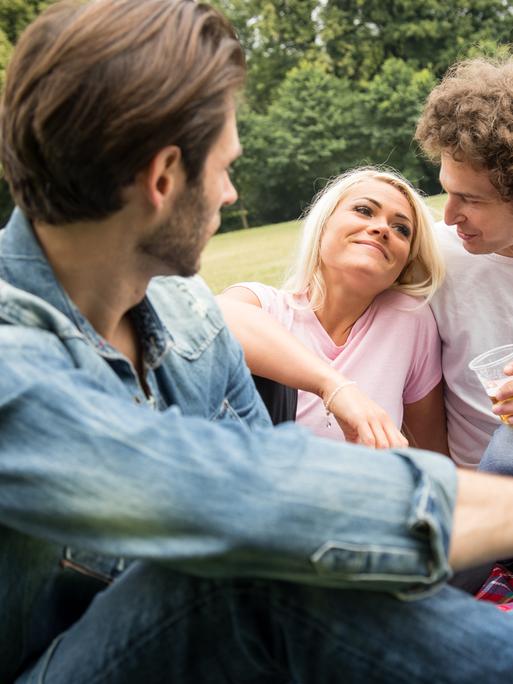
[368,223,389,239]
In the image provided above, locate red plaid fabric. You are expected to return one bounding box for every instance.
[475,564,513,611]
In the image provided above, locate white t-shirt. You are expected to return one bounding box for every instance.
[236,282,442,441]
[430,222,513,467]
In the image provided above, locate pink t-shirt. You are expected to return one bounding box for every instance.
[236,283,442,440]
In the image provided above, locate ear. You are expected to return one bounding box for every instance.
[138,146,183,211]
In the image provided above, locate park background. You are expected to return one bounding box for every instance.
[0,1,512,289]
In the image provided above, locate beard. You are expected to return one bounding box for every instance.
[138,180,213,277]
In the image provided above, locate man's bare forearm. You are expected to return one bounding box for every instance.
[450,469,513,571]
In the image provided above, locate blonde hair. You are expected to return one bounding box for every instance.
[283,166,444,309]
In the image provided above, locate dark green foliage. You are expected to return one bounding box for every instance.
[212,0,319,110]
[234,61,365,225]
[320,0,513,81]
[217,1,513,228]
[0,0,54,44]
[359,58,439,192]
[0,1,56,226]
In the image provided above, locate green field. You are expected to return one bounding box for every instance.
[200,193,447,293]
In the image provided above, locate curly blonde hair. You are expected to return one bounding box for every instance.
[283,166,444,309]
[416,57,513,202]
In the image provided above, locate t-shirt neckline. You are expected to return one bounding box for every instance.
[302,298,374,359]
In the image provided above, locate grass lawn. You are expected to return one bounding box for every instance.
[200,193,447,293]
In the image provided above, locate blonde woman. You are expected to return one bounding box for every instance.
[219,167,449,453]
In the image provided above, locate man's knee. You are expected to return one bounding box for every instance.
[479,425,513,475]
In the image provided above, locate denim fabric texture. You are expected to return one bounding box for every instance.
[16,564,513,684]
[0,209,460,682]
[479,424,513,475]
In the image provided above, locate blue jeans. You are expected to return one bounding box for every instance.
[16,561,513,683]
[479,424,513,475]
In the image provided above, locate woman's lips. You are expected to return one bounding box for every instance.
[354,240,389,260]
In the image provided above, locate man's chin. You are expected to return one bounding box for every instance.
[457,232,483,253]
[156,258,200,279]
[462,240,494,256]
[461,241,480,254]
[178,255,202,278]
[176,264,199,278]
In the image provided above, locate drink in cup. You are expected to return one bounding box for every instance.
[468,344,513,424]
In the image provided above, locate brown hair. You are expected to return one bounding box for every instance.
[0,0,245,224]
[416,57,513,202]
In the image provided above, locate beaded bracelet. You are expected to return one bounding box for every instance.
[324,380,357,427]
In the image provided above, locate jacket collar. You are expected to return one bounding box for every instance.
[0,208,82,325]
[0,209,170,365]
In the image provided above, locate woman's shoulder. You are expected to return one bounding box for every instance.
[372,289,435,324]
[229,282,307,323]
[230,281,286,306]
[234,282,309,305]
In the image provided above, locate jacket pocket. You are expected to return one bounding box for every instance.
[60,547,128,585]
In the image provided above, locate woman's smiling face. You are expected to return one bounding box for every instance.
[319,179,415,293]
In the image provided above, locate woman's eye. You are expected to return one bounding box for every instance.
[395,224,411,238]
[355,205,372,216]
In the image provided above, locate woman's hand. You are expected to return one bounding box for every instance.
[323,381,409,449]
[218,294,407,448]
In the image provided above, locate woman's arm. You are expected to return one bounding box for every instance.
[220,287,337,394]
[218,289,408,449]
[402,381,449,455]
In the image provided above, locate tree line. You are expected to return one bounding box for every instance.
[212,0,513,230]
[1,1,513,229]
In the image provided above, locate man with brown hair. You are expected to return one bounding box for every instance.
[5,3,513,682]
[416,57,513,469]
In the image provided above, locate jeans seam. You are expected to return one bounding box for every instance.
[265,592,427,684]
[36,581,428,684]
[83,582,419,684]
[35,633,66,684]
[84,583,257,684]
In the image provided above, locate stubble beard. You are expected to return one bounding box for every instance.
[139,181,211,278]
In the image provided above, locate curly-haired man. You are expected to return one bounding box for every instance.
[416,57,513,470]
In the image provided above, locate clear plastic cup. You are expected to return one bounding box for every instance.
[468,344,513,423]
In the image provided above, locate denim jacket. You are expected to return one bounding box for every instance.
[0,210,457,681]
